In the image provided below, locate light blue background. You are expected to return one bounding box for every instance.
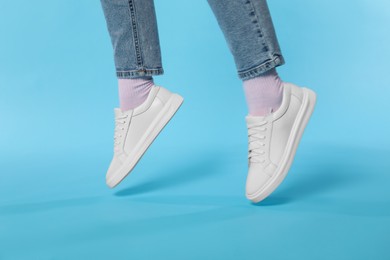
[0,0,389,259]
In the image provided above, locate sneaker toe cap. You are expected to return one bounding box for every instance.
[106,154,126,183]
[246,163,277,198]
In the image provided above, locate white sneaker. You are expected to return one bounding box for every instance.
[106,85,183,188]
[245,82,316,203]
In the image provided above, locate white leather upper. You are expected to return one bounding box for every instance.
[245,82,305,196]
[107,86,174,178]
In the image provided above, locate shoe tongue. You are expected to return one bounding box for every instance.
[245,114,269,125]
[114,107,134,118]
[114,108,122,117]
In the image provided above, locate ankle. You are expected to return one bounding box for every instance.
[118,76,154,111]
[243,68,283,116]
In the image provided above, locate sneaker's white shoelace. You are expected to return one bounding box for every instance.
[248,120,268,164]
[114,114,129,149]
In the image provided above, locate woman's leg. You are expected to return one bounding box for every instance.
[100,0,163,111]
[207,0,284,116]
[100,0,184,188]
[208,0,317,203]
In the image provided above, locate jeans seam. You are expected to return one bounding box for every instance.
[127,0,144,70]
[244,0,270,54]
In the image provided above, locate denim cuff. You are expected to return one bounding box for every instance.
[116,68,164,79]
[238,55,285,80]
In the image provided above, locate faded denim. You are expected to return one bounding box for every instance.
[100,0,285,80]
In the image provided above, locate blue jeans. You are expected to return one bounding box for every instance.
[100,0,285,80]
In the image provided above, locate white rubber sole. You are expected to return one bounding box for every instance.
[106,93,184,188]
[247,87,317,203]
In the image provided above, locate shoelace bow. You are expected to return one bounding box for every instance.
[248,120,268,164]
[113,114,129,149]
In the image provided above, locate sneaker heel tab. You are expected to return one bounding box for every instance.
[285,82,305,102]
[133,85,160,115]
[155,86,173,104]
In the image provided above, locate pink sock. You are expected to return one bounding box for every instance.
[243,68,283,116]
[118,77,154,111]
